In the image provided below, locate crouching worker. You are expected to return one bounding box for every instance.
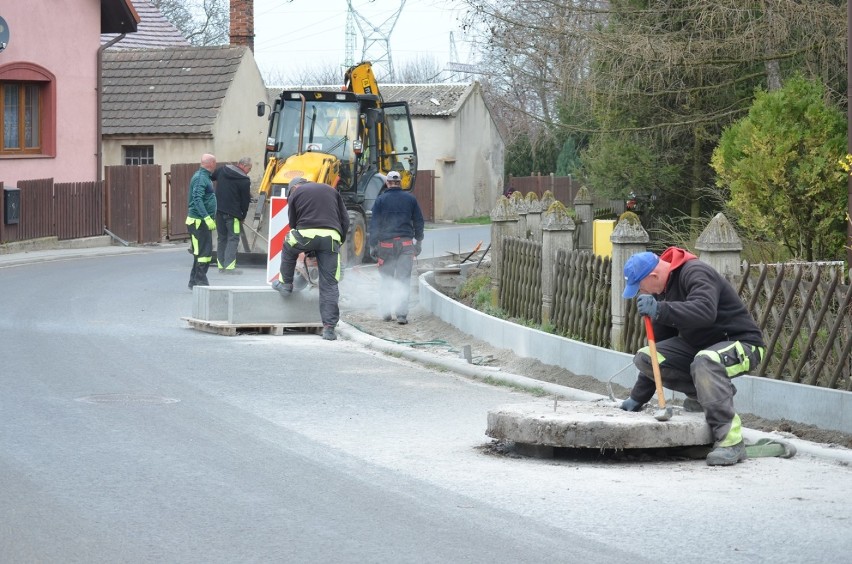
[620,248,766,466]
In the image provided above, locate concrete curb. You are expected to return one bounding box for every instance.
[337,321,604,402]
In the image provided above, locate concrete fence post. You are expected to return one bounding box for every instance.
[526,192,543,243]
[510,191,528,239]
[573,186,593,251]
[610,212,649,351]
[695,212,743,278]
[490,195,519,307]
[541,201,576,325]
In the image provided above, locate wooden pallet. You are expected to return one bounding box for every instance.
[182,317,323,337]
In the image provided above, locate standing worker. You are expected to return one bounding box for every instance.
[272,177,350,341]
[186,153,217,290]
[368,170,425,324]
[619,247,766,466]
[214,157,252,274]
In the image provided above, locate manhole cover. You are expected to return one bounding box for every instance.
[76,394,180,405]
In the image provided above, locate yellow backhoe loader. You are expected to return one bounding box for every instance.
[244,62,417,271]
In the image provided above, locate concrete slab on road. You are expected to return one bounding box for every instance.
[487,400,714,450]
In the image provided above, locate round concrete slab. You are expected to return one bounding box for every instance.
[487,400,713,450]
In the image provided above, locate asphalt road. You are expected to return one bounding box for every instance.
[1,243,851,563]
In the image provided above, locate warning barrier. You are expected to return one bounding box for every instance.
[266,196,290,283]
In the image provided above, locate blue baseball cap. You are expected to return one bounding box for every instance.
[623,252,659,299]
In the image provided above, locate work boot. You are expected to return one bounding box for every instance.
[322,325,337,341]
[683,397,702,413]
[397,315,408,325]
[222,268,243,275]
[620,397,644,412]
[706,440,747,466]
[272,280,293,297]
[382,314,393,322]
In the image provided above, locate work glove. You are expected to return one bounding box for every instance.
[636,294,658,319]
[620,397,644,412]
[414,240,422,257]
[204,216,216,230]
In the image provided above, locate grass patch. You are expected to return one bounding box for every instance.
[455,215,491,225]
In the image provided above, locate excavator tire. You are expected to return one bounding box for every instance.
[347,211,367,265]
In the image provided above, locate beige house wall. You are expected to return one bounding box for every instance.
[411,86,504,221]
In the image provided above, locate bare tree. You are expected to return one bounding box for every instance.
[394,55,446,84]
[150,0,229,46]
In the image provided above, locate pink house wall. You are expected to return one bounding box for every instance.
[0,0,101,186]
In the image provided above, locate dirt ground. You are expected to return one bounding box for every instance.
[339,262,852,450]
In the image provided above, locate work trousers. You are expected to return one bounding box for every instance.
[187,218,214,288]
[279,229,342,327]
[216,212,241,270]
[376,237,416,318]
[629,336,764,443]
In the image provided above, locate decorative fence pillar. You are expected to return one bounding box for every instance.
[573,186,593,251]
[541,201,576,325]
[695,212,743,278]
[490,196,519,307]
[526,192,543,243]
[610,212,649,351]
[510,191,529,239]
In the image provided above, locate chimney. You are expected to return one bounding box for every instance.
[230,0,254,52]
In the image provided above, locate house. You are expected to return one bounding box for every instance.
[100,45,269,184]
[383,82,505,220]
[101,0,268,191]
[0,0,139,187]
[266,82,505,221]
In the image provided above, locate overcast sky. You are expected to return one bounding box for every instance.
[253,0,475,83]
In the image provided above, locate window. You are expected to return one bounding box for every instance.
[0,63,55,157]
[124,145,154,165]
[1,82,42,154]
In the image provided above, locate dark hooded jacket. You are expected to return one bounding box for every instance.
[652,247,764,349]
[214,164,251,220]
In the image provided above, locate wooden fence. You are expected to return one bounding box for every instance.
[1,178,104,244]
[496,238,852,391]
[735,262,852,390]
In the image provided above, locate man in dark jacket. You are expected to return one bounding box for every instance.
[214,157,252,273]
[186,153,217,289]
[620,247,766,466]
[368,170,425,324]
[272,177,350,341]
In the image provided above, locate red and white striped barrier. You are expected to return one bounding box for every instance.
[266,196,290,284]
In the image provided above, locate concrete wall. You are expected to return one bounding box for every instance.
[0,0,102,185]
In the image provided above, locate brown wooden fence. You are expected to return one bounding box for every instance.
[0,178,106,244]
[507,173,618,211]
[734,262,852,390]
[552,249,612,348]
[104,165,162,244]
[167,163,198,241]
[55,181,104,240]
[496,237,852,390]
[499,237,542,324]
[413,170,435,222]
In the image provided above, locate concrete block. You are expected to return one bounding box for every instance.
[227,288,321,324]
[488,400,713,449]
[192,286,246,321]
